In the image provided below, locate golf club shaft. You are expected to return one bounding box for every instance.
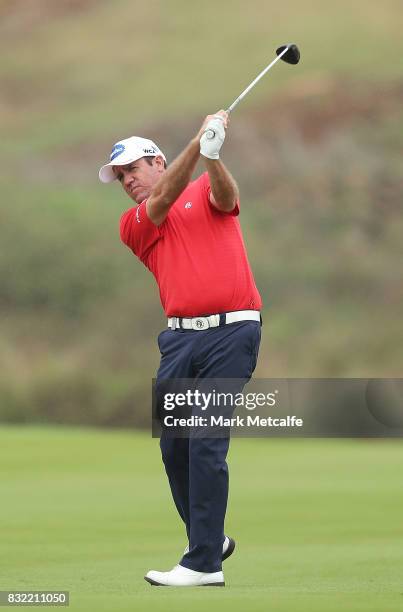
[204,46,289,139]
[226,45,289,113]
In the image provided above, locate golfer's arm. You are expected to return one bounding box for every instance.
[147,138,200,226]
[203,159,239,212]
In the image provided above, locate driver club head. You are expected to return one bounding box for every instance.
[276,43,300,65]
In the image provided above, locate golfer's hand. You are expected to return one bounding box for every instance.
[198,110,229,138]
[199,110,228,160]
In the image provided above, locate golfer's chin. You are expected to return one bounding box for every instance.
[130,192,143,204]
[130,190,148,204]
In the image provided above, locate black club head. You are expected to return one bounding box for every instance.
[276,43,300,65]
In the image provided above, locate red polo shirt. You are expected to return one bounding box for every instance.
[120,172,262,317]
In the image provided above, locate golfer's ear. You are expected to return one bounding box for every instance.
[154,155,165,171]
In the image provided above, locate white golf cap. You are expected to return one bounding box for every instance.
[98,136,166,183]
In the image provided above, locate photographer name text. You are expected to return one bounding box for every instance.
[163,415,303,428]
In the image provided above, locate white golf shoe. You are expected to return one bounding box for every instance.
[183,536,235,561]
[144,564,225,587]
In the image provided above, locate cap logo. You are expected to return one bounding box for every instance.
[110,143,125,161]
[143,147,157,155]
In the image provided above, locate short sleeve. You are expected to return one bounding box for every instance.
[199,172,240,216]
[120,201,162,261]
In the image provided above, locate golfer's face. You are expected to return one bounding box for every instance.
[113,157,162,204]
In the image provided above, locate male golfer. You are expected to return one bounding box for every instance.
[99,111,262,586]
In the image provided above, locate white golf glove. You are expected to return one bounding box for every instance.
[200,116,226,160]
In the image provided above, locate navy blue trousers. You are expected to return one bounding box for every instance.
[156,320,261,572]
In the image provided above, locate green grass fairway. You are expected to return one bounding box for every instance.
[1,426,403,611]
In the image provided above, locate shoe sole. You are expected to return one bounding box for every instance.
[222,537,236,562]
[144,576,225,587]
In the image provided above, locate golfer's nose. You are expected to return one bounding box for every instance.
[123,172,132,188]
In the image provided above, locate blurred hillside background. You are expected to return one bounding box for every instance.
[1,0,402,427]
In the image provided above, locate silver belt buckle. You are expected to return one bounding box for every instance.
[192,317,208,331]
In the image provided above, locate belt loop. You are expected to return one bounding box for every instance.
[171,316,177,331]
[219,313,226,326]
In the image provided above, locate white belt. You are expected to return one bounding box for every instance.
[167,310,260,331]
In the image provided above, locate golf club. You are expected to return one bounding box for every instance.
[205,43,300,139]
